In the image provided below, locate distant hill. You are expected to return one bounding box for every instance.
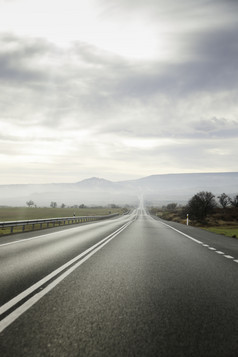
[0,172,237,207]
[127,172,238,204]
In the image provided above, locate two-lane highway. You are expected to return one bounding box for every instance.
[1,207,238,356]
[0,212,137,307]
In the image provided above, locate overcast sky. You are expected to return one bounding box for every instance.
[0,0,238,184]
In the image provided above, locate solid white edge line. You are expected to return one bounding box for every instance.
[0,219,134,333]
[0,220,133,316]
[158,220,238,263]
[158,221,203,245]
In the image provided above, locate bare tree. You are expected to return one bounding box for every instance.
[26,200,35,207]
[166,203,177,211]
[187,191,217,222]
[229,195,238,208]
[218,193,230,209]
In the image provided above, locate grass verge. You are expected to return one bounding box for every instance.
[203,226,238,238]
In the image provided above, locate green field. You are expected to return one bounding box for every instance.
[0,206,126,236]
[0,206,125,222]
[203,226,238,238]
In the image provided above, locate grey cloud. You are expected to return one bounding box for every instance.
[132,136,237,167]
[194,117,228,132]
[0,133,60,143]
[96,0,238,99]
[0,1,237,183]
[71,42,128,68]
[81,133,237,177]
[180,26,238,91]
[192,117,238,138]
[1,3,237,102]
[193,25,238,64]
[109,27,238,102]
[93,89,238,140]
[0,26,237,139]
[100,0,238,17]
[0,33,53,84]
[0,33,51,56]
[0,52,41,83]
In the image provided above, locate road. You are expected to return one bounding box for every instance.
[0,207,238,356]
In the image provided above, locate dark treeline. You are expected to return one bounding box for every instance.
[150,192,238,224]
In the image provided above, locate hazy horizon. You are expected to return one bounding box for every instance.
[0,170,237,186]
[0,172,237,207]
[1,0,238,184]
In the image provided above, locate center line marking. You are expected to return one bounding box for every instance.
[0,218,135,333]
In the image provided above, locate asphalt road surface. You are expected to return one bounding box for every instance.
[0,207,238,356]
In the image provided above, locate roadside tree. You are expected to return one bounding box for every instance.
[187,191,217,222]
[218,193,230,209]
[166,203,177,211]
[229,195,238,208]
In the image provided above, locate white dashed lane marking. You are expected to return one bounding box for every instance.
[159,221,238,266]
[224,255,234,259]
[199,243,236,263]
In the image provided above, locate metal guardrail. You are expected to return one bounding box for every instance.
[0,214,119,235]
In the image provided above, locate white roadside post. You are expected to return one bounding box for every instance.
[186,214,189,226]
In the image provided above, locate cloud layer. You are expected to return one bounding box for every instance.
[0,0,238,184]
